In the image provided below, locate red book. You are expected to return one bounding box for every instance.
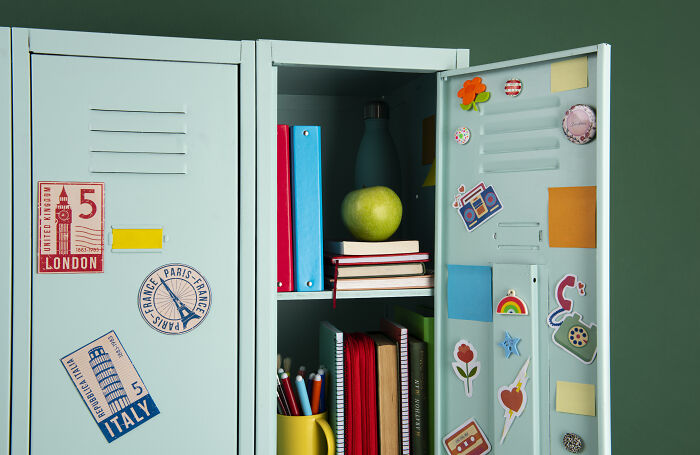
[277,125,294,292]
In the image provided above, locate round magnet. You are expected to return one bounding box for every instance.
[562,104,596,144]
[505,79,522,96]
[454,127,471,144]
[563,433,584,453]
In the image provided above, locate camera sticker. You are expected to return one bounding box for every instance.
[498,331,521,359]
[443,417,492,455]
[547,274,597,364]
[497,357,530,444]
[496,289,529,315]
[452,182,503,232]
[451,340,481,398]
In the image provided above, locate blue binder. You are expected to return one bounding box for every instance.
[291,126,324,291]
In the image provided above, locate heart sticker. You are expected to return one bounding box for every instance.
[500,387,523,412]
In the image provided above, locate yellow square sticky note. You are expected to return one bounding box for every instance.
[548,186,596,248]
[551,56,588,93]
[112,228,163,250]
[556,381,596,416]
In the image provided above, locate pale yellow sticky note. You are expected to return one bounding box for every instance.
[556,381,596,416]
[422,158,436,187]
[551,56,588,93]
[112,228,163,250]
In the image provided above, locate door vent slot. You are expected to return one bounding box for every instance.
[481,137,560,155]
[481,95,561,115]
[89,107,187,134]
[89,151,186,174]
[482,115,560,135]
[480,158,559,174]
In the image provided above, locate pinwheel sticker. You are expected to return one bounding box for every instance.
[458,77,491,111]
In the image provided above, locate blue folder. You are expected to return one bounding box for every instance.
[291,126,324,291]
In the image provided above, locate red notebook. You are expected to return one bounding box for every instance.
[277,125,294,292]
[344,333,378,455]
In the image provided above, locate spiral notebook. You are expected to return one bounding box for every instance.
[320,321,345,455]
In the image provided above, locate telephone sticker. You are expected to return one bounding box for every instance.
[453,182,503,232]
[38,182,104,273]
[138,263,212,335]
[547,274,597,364]
[60,331,159,443]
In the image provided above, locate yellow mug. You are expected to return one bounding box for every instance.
[277,412,335,455]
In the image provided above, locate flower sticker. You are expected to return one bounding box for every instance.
[458,77,491,111]
[452,339,480,397]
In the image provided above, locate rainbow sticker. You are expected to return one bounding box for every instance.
[496,290,528,315]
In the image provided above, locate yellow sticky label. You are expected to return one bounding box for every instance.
[556,381,596,416]
[551,56,588,93]
[112,228,163,250]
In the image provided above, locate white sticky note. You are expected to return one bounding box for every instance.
[551,56,588,93]
[556,381,596,416]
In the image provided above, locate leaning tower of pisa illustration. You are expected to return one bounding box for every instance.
[88,346,130,413]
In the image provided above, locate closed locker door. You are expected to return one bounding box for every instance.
[30,55,238,453]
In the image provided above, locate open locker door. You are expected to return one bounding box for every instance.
[23,53,239,453]
[434,45,610,455]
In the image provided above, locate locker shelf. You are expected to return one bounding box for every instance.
[276,287,434,300]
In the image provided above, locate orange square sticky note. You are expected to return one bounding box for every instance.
[548,186,596,248]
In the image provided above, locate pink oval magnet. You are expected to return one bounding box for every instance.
[562,104,596,144]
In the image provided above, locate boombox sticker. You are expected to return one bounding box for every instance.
[547,274,597,364]
[453,182,503,232]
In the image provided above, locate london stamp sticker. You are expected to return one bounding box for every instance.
[61,331,160,443]
[38,182,105,273]
[138,263,211,334]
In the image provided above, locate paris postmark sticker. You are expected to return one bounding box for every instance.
[138,263,211,335]
[60,330,160,443]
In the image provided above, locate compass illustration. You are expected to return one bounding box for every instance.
[138,263,211,335]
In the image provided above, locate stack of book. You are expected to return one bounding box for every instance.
[321,319,429,455]
[325,240,433,293]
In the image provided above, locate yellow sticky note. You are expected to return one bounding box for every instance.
[422,158,436,187]
[551,56,588,93]
[548,186,596,248]
[112,228,163,250]
[556,381,596,416]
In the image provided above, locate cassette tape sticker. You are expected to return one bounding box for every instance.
[61,331,160,443]
[443,417,491,455]
[453,182,503,232]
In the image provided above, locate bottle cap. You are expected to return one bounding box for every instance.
[364,101,389,119]
[562,104,596,144]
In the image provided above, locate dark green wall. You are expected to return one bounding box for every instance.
[6,0,698,453]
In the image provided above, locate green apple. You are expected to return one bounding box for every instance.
[341,186,402,241]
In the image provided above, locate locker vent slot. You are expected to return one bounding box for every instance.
[482,115,560,135]
[481,137,560,155]
[89,108,187,134]
[89,151,187,174]
[88,107,188,174]
[481,95,561,115]
[480,158,559,174]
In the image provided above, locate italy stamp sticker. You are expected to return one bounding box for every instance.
[60,331,159,443]
[37,182,105,273]
[138,263,211,334]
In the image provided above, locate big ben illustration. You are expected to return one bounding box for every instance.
[55,186,72,256]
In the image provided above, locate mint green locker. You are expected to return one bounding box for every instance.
[9,29,254,454]
[434,46,610,455]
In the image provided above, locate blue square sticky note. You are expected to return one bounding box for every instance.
[447,265,492,321]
